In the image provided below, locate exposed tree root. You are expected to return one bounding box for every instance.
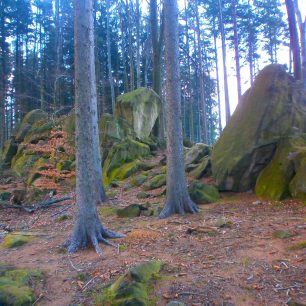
[65,217,125,254]
[159,197,199,219]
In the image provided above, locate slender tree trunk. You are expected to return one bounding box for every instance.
[106,0,115,112]
[218,0,231,123]
[184,0,194,143]
[285,0,302,80]
[247,0,254,85]
[231,0,242,101]
[213,28,222,135]
[195,0,207,144]
[126,0,134,91]
[160,0,198,219]
[67,0,123,254]
[136,0,141,88]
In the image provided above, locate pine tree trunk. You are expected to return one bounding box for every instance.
[195,0,207,144]
[160,0,198,219]
[67,0,123,253]
[136,0,141,88]
[218,0,231,124]
[106,0,115,112]
[285,0,302,81]
[231,0,242,101]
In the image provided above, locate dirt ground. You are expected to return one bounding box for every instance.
[0,167,306,306]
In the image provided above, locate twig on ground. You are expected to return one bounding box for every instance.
[51,206,71,218]
[82,275,99,291]
[68,256,83,272]
[32,293,44,306]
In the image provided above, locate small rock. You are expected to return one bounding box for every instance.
[252,200,262,205]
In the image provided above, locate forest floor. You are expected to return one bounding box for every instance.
[0,154,306,306]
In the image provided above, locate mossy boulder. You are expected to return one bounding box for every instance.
[184,143,211,166]
[136,192,150,199]
[2,233,35,248]
[116,204,142,218]
[143,174,166,190]
[188,180,220,204]
[97,260,162,305]
[27,158,50,185]
[131,174,148,187]
[289,147,306,200]
[23,120,54,144]
[14,109,48,143]
[190,156,212,179]
[11,151,39,178]
[0,263,44,306]
[56,160,72,172]
[255,136,305,200]
[115,88,160,141]
[103,139,150,185]
[212,64,306,192]
[1,138,18,167]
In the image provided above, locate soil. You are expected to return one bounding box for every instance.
[0,155,305,306]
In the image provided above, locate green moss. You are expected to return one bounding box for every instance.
[2,233,35,248]
[273,230,295,239]
[103,139,150,185]
[23,120,54,144]
[131,174,148,187]
[12,153,39,177]
[136,192,150,199]
[27,157,50,185]
[56,160,72,172]
[255,136,305,200]
[1,138,18,166]
[20,109,48,127]
[188,180,220,204]
[98,206,118,217]
[190,157,211,179]
[289,151,306,200]
[215,218,233,228]
[96,261,162,306]
[289,241,306,250]
[0,264,44,306]
[117,204,141,218]
[143,174,166,191]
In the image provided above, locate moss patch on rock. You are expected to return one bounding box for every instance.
[184,143,211,166]
[131,174,148,187]
[1,138,18,167]
[96,260,162,306]
[0,263,44,306]
[144,174,166,190]
[190,156,211,179]
[255,136,305,200]
[117,204,142,218]
[188,180,220,204]
[2,233,35,248]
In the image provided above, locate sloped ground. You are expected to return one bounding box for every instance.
[0,155,305,306]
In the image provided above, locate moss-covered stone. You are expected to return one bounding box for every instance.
[255,136,305,200]
[98,206,118,217]
[11,153,39,178]
[103,139,150,185]
[56,160,72,172]
[184,143,211,166]
[0,191,11,201]
[188,180,220,204]
[190,156,211,179]
[1,138,18,167]
[212,64,306,192]
[115,88,160,141]
[143,174,166,190]
[97,260,162,306]
[131,174,148,187]
[23,120,54,144]
[0,263,44,306]
[289,148,306,200]
[273,230,295,239]
[2,233,35,248]
[117,204,141,218]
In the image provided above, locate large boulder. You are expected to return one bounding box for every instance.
[0,138,18,167]
[184,143,211,167]
[212,64,306,192]
[115,87,160,141]
[188,180,220,204]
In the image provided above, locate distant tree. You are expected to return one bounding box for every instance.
[67,0,123,253]
[285,0,302,81]
[159,0,198,218]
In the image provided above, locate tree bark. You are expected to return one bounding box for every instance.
[285,0,302,81]
[136,0,141,88]
[231,0,242,101]
[67,0,123,253]
[160,0,198,219]
[218,0,231,124]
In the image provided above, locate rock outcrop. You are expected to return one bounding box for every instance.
[212,64,306,192]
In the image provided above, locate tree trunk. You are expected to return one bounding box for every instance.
[106,0,115,112]
[136,0,141,88]
[67,0,123,253]
[195,0,207,144]
[285,0,302,81]
[231,0,242,101]
[218,0,231,124]
[126,0,134,91]
[160,0,198,219]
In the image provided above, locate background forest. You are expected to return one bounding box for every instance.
[0,0,304,149]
